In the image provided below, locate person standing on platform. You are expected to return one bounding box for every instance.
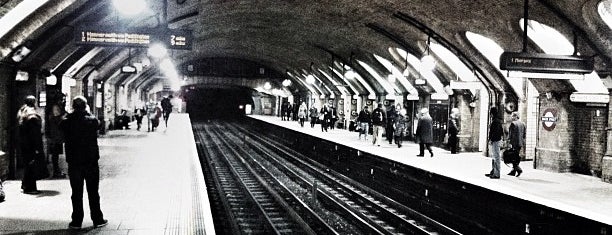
[415,108,434,157]
[394,106,408,148]
[47,104,66,178]
[385,105,396,144]
[320,104,331,132]
[357,105,371,140]
[17,95,45,194]
[309,105,318,128]
[286,103,293,122]
[371,102,386,146]
[507,112,526,177]
[60,96,107,230]
[448,108,460,154]
[150,103,162,131]
[281,101,288,121]
[297,102,307,127]
[485,107,503,179]
[160,95,173,127]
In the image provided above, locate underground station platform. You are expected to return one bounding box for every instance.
[1,114,611,234]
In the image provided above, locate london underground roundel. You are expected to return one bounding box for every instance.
[541,108,558,131]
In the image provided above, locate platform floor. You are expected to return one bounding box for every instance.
[0,114,214,235]
[249,115,612,226]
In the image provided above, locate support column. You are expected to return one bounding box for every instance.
[601,93,612,183]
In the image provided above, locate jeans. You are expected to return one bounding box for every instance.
[68,162,104,225]
[373,125,384,146]
[359,122,369,140]
[489,140,501,177]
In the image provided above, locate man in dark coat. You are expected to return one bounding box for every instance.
[60,96,107,229]
[160,95,173,127]
[17,95,45,194]
[507,112,526,177]
[416,108,434,157]
[448,108,460,154]
[385,105,396,144]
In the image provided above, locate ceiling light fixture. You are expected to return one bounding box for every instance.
[282,79,291,87]
[420,35,436,71]
[306,62,316,84]
[148,43,167,58]
[344,52,357,79]
[264,81,272,90]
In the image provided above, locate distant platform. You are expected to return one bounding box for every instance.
[0,114,215,234]
[249,114,612,226]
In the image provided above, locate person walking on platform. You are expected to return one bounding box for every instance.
[448,108,460,154]
[320,104,331,132]
[394,106,408,148]
[287,103,293,121]
[371,102,386,146]
[47,104,66,178]
[60,96,107,229]
[133,107,145,131]
[309,105,318,128]
[161,95,173,127]
[415,108,434,157]
[507,112,526,177]
[485,107,503,179]
[297,102,307,127]
[385,105,397,144]
[17,95,45,194]
[329,106,338,130]
[357,105,371,140]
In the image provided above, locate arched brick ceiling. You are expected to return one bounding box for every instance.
[0,0,610,97]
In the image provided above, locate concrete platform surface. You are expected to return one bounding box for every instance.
[249,115,612,226]
[0,114,214,235]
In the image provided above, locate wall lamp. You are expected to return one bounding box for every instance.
[41,69,57,85]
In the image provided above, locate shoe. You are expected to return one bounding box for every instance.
[507,171,516,176]
[23,190,41,195]
[416,154,424,157]
[430,153,434,157]
[485,174,500,179]
[398,145,401,148]
[68,222,81,230]
[93,219,108,228]
[516,170,522,177]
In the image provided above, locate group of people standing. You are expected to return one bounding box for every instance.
[356,102,410,148]
[303,103,339,131]
[15,95,107,229]
[486,108,526,179]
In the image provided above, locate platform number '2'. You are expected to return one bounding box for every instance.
[170,35,176,46]
[82,32,86,42]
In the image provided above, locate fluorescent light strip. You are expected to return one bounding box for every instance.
[0,0,50,38]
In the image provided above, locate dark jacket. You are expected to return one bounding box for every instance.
[448,119,459,136]
[60,111,100,165]
[357,110,371,124]
[17,106,44,161]
[416,115,433,143]
[371,107,386,126]
[489,118,503,142]
[509,120,526,148]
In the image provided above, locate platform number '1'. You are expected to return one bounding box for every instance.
[82,32,86,42]
[170,35,176,46]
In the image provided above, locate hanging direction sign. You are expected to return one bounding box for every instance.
[75,27,192,50]
[500,52,593,74]
[569,93,609,103]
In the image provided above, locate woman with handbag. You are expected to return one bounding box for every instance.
[17,96,48,194]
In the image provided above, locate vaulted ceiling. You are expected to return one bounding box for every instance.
[0,0,610,99]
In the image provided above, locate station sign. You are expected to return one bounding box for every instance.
[569,93,610,103]
[500,52,593,74]
[541,108,558,131]
[75,27,192,50]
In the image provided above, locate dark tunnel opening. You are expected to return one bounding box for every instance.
[184,87,254,120]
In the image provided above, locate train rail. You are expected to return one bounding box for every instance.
[194,121,461,235]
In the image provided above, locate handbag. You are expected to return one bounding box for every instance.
[502,148,519,165]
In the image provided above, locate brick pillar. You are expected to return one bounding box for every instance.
[602,93,612,183]
[535,93,572,172]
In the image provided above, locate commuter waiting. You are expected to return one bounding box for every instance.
[357,105,371,141]
[161,95,173,127]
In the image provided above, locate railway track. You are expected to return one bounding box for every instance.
[194,121,461,235]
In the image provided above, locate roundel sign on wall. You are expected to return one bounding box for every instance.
[541,108,558,131]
